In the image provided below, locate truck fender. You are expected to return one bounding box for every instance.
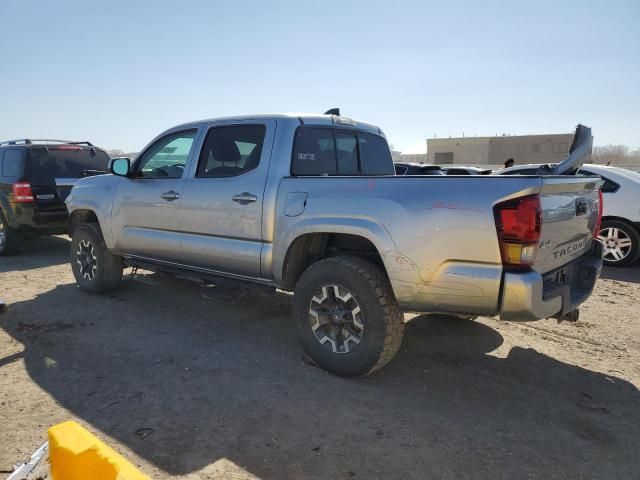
[272,216,397,284]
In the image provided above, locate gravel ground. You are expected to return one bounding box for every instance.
[1,236,639,479]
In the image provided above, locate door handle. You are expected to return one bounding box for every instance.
[160,191,180,201]
[232,192,258,205]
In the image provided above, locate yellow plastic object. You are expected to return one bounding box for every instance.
[48,421,150,480]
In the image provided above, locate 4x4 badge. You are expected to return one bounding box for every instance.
[539,240,551,249]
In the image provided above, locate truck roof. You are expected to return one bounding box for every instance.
[172,113,383,135]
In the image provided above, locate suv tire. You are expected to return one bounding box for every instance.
[598,219,640,267]
[71,223,123,293]
[0,211,22,256]
[293,256,404,376]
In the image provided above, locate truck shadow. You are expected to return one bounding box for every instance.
[0,235,69,273]
[1,276,639,479]
[600,265,640,284]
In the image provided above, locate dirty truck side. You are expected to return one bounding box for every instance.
[66,114,603,376]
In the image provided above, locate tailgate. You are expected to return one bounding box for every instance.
[533,176,601,274]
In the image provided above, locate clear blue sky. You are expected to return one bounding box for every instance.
[1,0,638,153]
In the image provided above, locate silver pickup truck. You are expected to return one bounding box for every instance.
[66,113,603,376]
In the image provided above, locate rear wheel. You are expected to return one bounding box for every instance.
[293,256,404,377]
[0,212,22,256]
[597,220,640,267]
[71,223,123,293]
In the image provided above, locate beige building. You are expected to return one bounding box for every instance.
[427,133,572,165]
[396,153,427,164]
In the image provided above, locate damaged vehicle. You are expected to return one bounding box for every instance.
[65,113,603,376]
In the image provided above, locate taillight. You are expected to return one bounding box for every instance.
[12,182,34,203]
[494,194,541,269]
[593,189,603,238]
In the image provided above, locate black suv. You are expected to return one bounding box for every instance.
[0,139,110,255]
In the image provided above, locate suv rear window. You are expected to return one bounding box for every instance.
[26,147,110,184]
[291,127,394,176]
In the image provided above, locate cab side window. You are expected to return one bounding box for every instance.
[136,130,197,179]
[196,125,266,178]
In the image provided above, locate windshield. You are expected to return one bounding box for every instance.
[27,147,110,184]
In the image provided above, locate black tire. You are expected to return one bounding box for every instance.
[598,219,640,267]
[0,211,22,256]
[70,223,123,293]
[293,256,404,377]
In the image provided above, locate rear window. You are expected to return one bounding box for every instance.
[1,149,24,177]
[358,132,394,175]
[291,127,394,176]
[26,147,110,184]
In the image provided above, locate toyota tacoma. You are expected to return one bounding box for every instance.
[66,112,603,376]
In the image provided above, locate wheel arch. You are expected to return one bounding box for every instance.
[68,209,101,237]
[601,215,639,230]
[278,229,392,292]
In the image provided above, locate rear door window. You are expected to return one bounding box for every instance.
[196,125,266,177]
[26,147,110,184]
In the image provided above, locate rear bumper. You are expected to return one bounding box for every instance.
[6,202,68,234]
[500,241,603,321]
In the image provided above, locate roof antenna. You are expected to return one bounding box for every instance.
[324,108,340,116]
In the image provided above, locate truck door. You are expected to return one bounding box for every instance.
[111,128,198,262]
[178,120,275,278]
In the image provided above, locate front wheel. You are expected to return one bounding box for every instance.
[292,256,405,377]
[597,220,640,267]
[71,223,124,293]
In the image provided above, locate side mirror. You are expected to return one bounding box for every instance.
[109,157,131,177]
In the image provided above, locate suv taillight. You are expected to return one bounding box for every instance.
[12,182,34,203]
[593,189,603,238]
[494,194,542,269]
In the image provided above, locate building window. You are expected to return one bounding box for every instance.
[532,143,546,153]
[434,152,454,164]
[551,143,568,154]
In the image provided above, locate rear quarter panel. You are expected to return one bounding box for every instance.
[272,176,544,314]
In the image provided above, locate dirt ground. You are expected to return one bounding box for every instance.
[1,236,639,479]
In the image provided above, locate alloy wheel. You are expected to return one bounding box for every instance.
[309,284,364,354]
[598,227,633,263]
[76,239,98,280]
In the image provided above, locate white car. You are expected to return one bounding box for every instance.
[497,163,640,267]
